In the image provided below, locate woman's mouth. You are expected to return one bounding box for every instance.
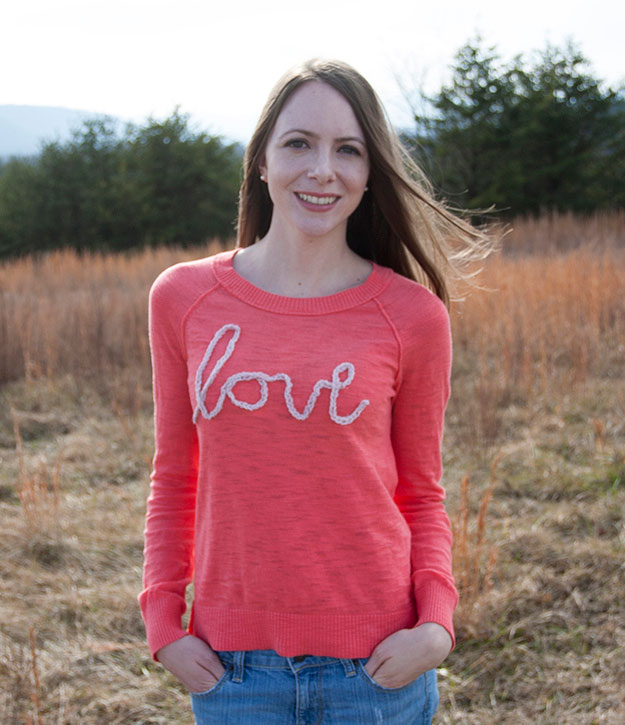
[295,192,340,210]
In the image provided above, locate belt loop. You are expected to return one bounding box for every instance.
[232,650,245,683]
[340,657,357,677]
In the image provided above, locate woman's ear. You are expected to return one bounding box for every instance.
[259,161,267,181]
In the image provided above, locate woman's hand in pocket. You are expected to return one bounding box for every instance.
[156,635,226,693]
[365,623,452,689]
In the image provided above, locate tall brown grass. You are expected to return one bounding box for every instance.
[0,241,225,389]
[2,214,623,404]
[445,212,625,447]
[452,246,624,392]
[451,456,501,633]
[26,627,42,725]
[501,209,625,255]
[11,405,62,537]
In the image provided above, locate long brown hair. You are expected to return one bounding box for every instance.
[237,58,495,306]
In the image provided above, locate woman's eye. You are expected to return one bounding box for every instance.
[340,145,361,156]
[285,139,308,149]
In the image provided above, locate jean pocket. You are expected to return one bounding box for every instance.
[355,658,418,692]
[189,662,231,697]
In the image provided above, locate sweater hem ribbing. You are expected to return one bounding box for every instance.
[190,605,418,659]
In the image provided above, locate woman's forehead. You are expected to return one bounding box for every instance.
[272,81,364,139]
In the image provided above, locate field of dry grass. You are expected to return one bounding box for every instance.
[1,213,624,723]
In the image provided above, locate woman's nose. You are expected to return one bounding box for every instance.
[307,150,336,184]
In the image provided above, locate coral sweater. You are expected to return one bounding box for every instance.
[139,248,458,660]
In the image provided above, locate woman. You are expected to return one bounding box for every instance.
[140,59,491,724]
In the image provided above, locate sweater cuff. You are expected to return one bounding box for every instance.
[413,578,459,651]
[138,590,190,660]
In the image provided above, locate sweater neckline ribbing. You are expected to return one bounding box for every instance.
[212,248,392,315]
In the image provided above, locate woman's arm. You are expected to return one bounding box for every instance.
[138,271,201,660]
[366,293,457,685]
[390,294,457,641]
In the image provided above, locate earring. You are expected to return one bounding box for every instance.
[364,186,369,191]
[260,174,266,182]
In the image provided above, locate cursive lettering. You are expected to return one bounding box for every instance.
[193,324,369,425]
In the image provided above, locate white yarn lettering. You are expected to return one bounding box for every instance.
[193,323,369,425]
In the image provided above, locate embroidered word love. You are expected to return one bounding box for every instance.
[193,324,369,426]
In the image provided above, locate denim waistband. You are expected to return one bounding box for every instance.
[217,649,360,679]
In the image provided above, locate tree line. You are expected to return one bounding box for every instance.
[0,39,623,258]
[409,39,625,215]
[0,110,242,258]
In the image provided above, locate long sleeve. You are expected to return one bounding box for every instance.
[390,294,458,647]
[138,270,200,659]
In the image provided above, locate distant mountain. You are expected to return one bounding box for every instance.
[0,105,117,159]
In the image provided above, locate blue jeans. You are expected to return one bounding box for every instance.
[190,649,439,724]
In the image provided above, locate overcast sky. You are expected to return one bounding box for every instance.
[3,0,624,143]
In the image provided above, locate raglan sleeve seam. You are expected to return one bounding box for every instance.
[373,297,404,393]
[180,280,222,363]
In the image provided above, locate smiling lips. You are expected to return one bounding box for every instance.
[295,191,340,210]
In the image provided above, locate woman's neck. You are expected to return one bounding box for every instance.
[233,235,372,298]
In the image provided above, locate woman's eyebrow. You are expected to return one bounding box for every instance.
[278,128,365,144]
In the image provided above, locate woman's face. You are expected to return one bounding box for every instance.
[259,81,370,244]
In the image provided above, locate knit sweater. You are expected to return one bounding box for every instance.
[139,248,458,660]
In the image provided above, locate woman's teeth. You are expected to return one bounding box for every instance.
[296,193,338,205]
